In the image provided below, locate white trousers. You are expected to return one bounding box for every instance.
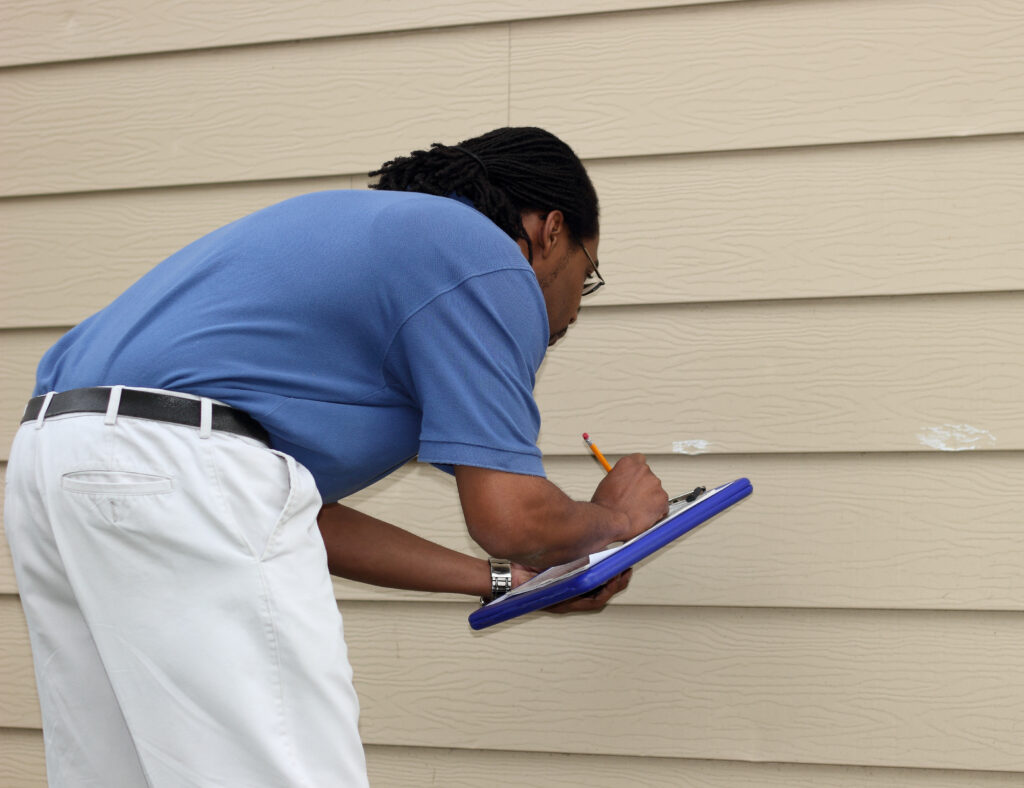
[4,393,369,787]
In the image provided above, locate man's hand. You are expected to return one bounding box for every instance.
[590,453,670,540]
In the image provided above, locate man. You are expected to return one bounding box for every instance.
[5,127,668,786]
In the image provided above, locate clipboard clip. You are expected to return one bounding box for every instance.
[669,486,706,505]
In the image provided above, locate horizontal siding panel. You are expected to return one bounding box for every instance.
[7,598,1024,770]
[510,0,1024,158]
[6,135,1024,328]
[0,331,42,451]
[0,0,732,67]
[336,451,1024,611]
[0,729,45,788]
[7,736,1023,788]
[0,598,39,728]
[345,603,1024,770]
[5,450,1023,611]
[4,291,1023,456]
[0,177,355,329]
[0,469,12,594]
[0,26,508,197]
[534,293,1024,455]
[366,745,1024,788]
[3,448,1022,612]
[8,1,1024,197]
[595,136,1024,306]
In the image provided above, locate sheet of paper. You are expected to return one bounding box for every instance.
[497,557,590,600]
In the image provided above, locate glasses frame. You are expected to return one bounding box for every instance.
[580,242,605,296]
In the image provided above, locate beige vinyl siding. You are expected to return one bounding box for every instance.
[3,0,1023,785]
[8,439,1024,631]
[366,750,1024,788]
[0,26,511,197]
[7,597,1024,771]
[333,453,1024,611]
[5,738,1024,788]
[5,135,1024,328]
[5,1,1024,198]
[0,0,733,67]
[0,599,36,728]
[5,293,1022,457]
[0,730,42,788]
[0,176,358,329]
[509,0,1024,156]
[3,449,1024,610]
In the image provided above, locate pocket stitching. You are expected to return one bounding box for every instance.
[259,450,298,562]
[61,471,174,496]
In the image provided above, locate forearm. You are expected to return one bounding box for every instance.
[456,469,630,568]
[317,503,490,597]
[456,456,669,569]
[498,497,628,568]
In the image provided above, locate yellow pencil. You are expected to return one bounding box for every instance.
[582,432,613,473]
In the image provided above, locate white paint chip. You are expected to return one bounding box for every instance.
[917,424,996,452]
[672,440,711,455]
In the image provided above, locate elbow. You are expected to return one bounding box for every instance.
[466,515,527,563]
[465,511,571,568]
[455,467,574,566]
[466,507,565,566]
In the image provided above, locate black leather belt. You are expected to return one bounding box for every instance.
[22,388,270,446]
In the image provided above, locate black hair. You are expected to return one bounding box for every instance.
[369,126,599,262]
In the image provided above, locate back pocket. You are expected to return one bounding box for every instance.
[62,470,173,496]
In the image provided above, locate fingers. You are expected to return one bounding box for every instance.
[628,454,669,515]
[620,455,669,532]
[543,568,633,614]
[613,453,651,478]
[603,567,633,598]
[509,561,537,590]
[579,568,633,608]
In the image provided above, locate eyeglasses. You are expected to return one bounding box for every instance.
[580,242,605,297]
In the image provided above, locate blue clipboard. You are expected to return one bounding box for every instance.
[469,477,752,630]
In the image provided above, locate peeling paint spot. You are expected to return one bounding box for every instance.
[672,440,710,455]
[917,424,996,452]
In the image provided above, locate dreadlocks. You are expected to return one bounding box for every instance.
[369,127,599,263]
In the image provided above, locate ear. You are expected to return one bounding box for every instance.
[518,210,566,264]
[538,210,566,256]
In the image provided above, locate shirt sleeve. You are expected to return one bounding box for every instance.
[384,267,549,477]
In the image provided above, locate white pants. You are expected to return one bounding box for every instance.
[4,392,368,787]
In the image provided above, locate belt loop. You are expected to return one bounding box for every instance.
[104,385,124,426]
[34,391,56,429]
[199,397,213,439]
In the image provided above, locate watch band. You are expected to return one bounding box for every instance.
[485,558,513,603]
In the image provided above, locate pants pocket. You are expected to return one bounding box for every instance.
[61,470,174,495]
[61,470,175,528]
[206,441,302,561]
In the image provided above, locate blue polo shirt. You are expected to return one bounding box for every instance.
[35,190,550,501]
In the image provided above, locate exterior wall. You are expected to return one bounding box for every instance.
[3,1,1024,784]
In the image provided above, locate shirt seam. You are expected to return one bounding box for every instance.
[378,267,545,377]
[418,439,543,458]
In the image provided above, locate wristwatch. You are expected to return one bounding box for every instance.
[484,558,513,604]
